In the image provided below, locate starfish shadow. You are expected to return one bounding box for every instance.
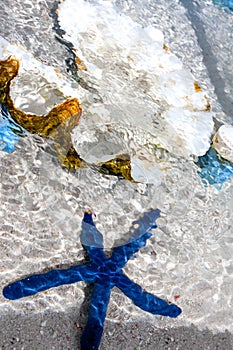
[3,209,182,350]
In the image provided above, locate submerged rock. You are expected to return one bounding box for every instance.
[0,2,216,184]
[58,0,214,160]
[212,124,233,163]
[0,51,131,179]
[0,54,84,169]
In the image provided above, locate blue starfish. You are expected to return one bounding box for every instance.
[3,210,182,350]
[0,103,25,153]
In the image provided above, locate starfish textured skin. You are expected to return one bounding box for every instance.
[3,210,182,350]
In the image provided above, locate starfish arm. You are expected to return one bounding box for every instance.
[115,273,182,318]
[129,209,161,241]
[81,211,107,263]
[111,209,160,267]
[110,232,152,268]
[81,211,104,248]
[3,264,96,300]
[81,280,112,350]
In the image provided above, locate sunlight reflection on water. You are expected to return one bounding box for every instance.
[0,0,233,334]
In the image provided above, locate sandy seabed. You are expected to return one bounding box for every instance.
[1,0,233,349]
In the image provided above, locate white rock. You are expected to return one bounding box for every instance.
[131,156,162,185]
[0,0,216,185]
[58,0,214,158]
[72,120,128,163]
[160,107,214,157]
[0,35,80,113]
[212,124,233,162]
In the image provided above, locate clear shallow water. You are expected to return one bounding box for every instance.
[0,0,233,337]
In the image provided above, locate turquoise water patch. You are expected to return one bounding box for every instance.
[0,103,25,153]
[196,147,233,189]
[213,0,233,11]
